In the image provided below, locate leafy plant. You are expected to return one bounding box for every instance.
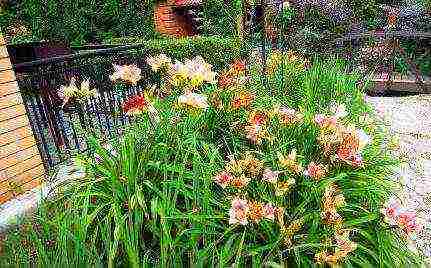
[0,53,425,267]
[0,0,155,45]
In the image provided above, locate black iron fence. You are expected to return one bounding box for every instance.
[13,44,160,171]
[12,31,431,173]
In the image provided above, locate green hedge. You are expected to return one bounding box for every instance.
[106,36,245,70]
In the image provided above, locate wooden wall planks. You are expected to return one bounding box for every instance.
[0,34,45,204]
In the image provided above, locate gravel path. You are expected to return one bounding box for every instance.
[367,95,431,259]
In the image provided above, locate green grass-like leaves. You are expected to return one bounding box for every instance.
[0,57,425,267]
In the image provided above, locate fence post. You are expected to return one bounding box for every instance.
[0,33,45,204]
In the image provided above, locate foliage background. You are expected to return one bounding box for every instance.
[0,0,242,45]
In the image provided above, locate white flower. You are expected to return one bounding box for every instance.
[110,64,142,85]
[146,54,172,72]
[356,129,371,150]
[178,92,209,109]
[282,1,290,9]
[330,103,348,119]
[58,78,98,107]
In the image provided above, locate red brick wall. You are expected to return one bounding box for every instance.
[154,3,194,37]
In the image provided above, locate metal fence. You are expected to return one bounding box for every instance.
[13,44,158,171]
[12,32,431,173]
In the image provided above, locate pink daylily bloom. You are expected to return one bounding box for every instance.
[262,168,279,183]
[304,162,327,180]
[214,171,233,188]
[263,203,276,220]
[229,198,249,225]
[381,197,423,236]
[314,114,325,126]
[351,154,363,168]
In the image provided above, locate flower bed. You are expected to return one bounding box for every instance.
[0,51,425,266]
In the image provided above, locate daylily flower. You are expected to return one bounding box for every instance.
[58,77,78,106]
[245,115,269,145]
[178,91,209,109]
[225,153,263,178]
[314,114,325,126]
[218,59,246,89]
[248,201,265,223]
[146,53,172,72]
[275,106,303,125]
[275,178,296,196]
[316,229,357,264]
[110,64,142,85]
[278,149,303,174]
[351,154,364,168]
[214,171,233,188]
[241,152,264,177]
[336,130,359,161]
[168,56,216,89]
[185,56,217,84]
[381,196,400,225]
[122,94,150,116]
[315,251,338,265]
[231,59,246,75]
[266,50,284,75]
[170,61,189,86]
[248,111,268,126]
[314,114,337,129]
[230,175,251,188]
[275,206,285,226]
[58,78,98,107]
[282,1,290,9]
[381,197,423,237]
[397,211,422,236]
[263,203,276,220]
[229,198,249,225]
[218,72,235,89]
[282,218,305,246]
[330,103,348,119]
[232,92,255,109]
[262,168,280,183]
[225,156,244,175]
[321,183,345,226]
[336,127,371,166]
[334,229,358,258]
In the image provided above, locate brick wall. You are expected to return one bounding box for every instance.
[0,34,44,204]
[154,3,194,37]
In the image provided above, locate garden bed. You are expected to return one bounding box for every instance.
[0,50,426,267]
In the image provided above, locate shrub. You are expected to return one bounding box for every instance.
[1,0,156,45]
[106,36,244,70]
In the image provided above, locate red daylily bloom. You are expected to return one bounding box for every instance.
[122,95,149,115]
